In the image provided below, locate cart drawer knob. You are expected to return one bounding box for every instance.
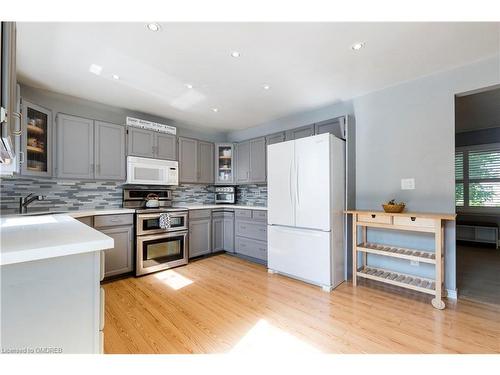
[371,214,376,218]
[410,217,416,221]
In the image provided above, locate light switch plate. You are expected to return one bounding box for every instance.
[401,178,415,190]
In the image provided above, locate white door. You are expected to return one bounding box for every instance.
[268,225,331,286]
[295,134,331,231]
[267,140,295,227]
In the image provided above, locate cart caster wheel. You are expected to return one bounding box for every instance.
[431,298,445,310]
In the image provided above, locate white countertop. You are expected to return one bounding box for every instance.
[0,215,114,266]
[174,204,267,211]
[2,208,135,218]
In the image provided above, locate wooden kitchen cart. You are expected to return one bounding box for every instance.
[345,210,456,310]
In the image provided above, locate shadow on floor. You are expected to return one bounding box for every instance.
[457,242,500,305]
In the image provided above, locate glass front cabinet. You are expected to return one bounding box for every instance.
[21,100,52,176]
[215,143,235,184]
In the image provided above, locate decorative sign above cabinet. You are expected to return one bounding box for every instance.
[126,117,176,135]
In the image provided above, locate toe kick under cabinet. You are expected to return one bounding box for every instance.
[346,210,456,310]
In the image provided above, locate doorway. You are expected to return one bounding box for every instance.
[455,86,500,305]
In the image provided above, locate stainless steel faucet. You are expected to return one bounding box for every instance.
[19,193,46,214]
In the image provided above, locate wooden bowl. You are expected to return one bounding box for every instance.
[382,204,405,213]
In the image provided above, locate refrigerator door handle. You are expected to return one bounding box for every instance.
[296,156,300,207]
[289,156,294,208]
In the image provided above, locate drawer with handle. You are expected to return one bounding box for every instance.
[235,209,252,219]
[252,210,267,221]
[235,221,267,241]
[357,214,392,225]
[393,216,437,229]
[189,209,211,220]
[235,237,267,261]
[94,214,133,228]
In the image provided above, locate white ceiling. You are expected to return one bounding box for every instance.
[17,22,499,131]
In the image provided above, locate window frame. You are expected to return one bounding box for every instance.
[456,142,500,213]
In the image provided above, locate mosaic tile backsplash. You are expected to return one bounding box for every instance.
[236,184,267,206]
[0,177,267,215]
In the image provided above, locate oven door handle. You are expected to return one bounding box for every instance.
[137,230,188,242]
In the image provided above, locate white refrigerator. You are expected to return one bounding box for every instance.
[267,133,345,290]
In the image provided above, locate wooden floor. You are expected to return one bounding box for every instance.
[457,243,500,305]
[103,254,500,354]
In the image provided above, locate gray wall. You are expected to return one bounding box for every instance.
[352,55,500,291]
[20,84,227,142]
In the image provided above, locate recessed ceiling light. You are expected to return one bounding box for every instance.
[89,64,102,75]
[212,108,219,113]
[263,84,271,90]
[231,51,241,58]
[185,84,193,89]
[351,42,365,51]
[147,23,161,32]
[112,74,120,80]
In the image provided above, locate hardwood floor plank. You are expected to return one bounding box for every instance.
[103,254,500,354]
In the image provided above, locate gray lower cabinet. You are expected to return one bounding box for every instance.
[212,210,234,253]
[266,132,285,145]
[127,127,155,158]
[189,210,212,258]
[56,114,94,179]
[93,214,134,278]
[223,214,235,253]
[285,124,315,141]
[179,137,214,184]
[99,226,133,278]
[236,137,266,184]
[95,121,126,180]
[212,215,224,252]
[234,209,267,262]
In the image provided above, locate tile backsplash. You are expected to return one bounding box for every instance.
[0,176,267,215]
[236,184,267,206]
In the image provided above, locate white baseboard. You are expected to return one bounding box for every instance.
[446,289,457,300]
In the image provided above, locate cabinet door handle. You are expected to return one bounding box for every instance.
[19,151,24,164]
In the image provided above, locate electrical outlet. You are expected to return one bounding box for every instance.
[410,260,419,266]
[401,178,415,190]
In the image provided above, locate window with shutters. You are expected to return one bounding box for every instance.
[456,144,500,209]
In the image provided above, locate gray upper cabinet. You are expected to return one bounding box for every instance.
[236,137,266,184]
[56,114,94,179]
[266,132,285,145]
[236,141,250,183]
[198,141,214,184]
[179,137,214,184]
[95,121,126,180]
[285,124,314,141]
[249,137,266,183]
[314,116,345,139]
[128,127,177,160]
[127,127,154,158]
[155,133,177,160]
[21,100,53,177]
[179,137,198,183]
